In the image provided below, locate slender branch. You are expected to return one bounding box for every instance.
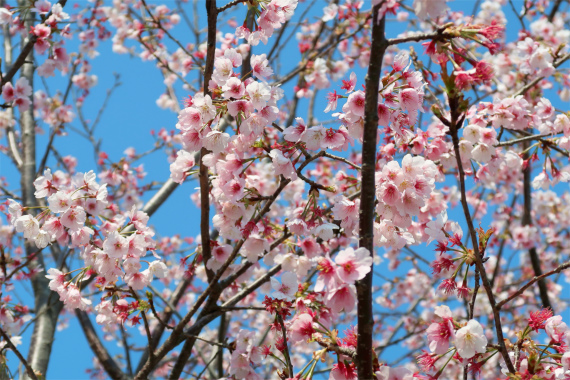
[0,327,38,380]
[323,152,361,171]
[217,0,247,13]
[497,261,570,309]
[356,7,386,380]
[522,139,553,311]
[449,101,515,373]
[495,133,552,147]
[276,313,294,377]
[513,52,570,97]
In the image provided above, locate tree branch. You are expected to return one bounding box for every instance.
[522,139,553,311]
[0,327,38,380]
[496,261,570,309]
[356,7,386,380]
[75,310,129,380]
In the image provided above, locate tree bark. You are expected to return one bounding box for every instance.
[356,7,386,380]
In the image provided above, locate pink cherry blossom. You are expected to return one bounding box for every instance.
[334,247,372,284]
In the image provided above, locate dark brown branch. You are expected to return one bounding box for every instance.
[497,261,570,309]
[276,313,294,377]
[449,102,516,373]
[134,276,192,373]
[387,30,455,46]
[548,0,564,21]
[0,327,38,380]
[356,7,386,380]
[522,139,553,311]
[217,0,247,13]
[199,0,218,284]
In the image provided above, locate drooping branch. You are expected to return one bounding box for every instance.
[356,6,386,380]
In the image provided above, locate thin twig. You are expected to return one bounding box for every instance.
[0,327,38,380]
[497,261,570,309]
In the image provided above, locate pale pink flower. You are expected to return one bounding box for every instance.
[322,4,338,22]
[378,182,400,205]
[269,149,297,180]
[375,366,413,380]
[246,81,271,110]
[1,82,15,102]
[178,107,203,130]
[46,268,66,291]
[562,351,570,372]
[392,51,410,72]
[315,255,339,292]
[14,215,40,239]
[33,168,55,198]
[47,191,73,213]
[62,284,92,310]
[344,90,365,117]
[251,54,273,81]
[341,72,357,93]
[207,244,232,271]
[222,77,245,99]
[32,0,51,14]
[313,222,339,241]
[170,150,196,184]
[302,125,326,150]
[289,313,315,344]
[454,319,487,359]
[425,212,447,244]
[399,88,421,112]
[61,206,86,231]
[203,130,230,154]
[243,234,269,262]
[212,57,233,85]
[426,319,454,355]
[271,272,297,301]
[283,117,307,142]
[103,231,129,259]
[413,0,448,19]
[334,247,372,284]
[241,113,267,136]
[124,271,149,290]
[0,8,12,25]
[326,283,356,313]
[545,316,568,343]
[146,261,168,279]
